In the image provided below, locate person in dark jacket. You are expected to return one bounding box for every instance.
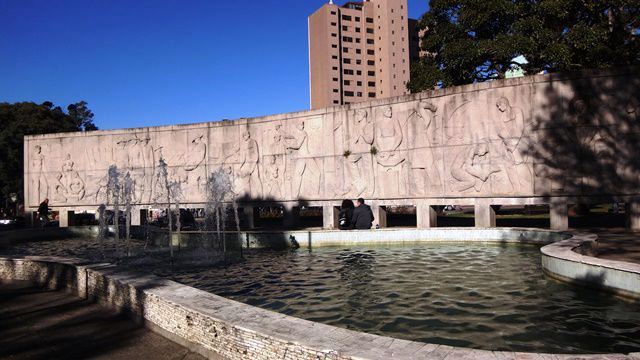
[38,198,50,227]
[338,199,355,230]
[351,198,374,230]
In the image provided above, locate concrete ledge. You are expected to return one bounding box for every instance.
[541,233,640,300]
[1,233,638,359]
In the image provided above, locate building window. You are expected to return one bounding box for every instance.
[367,60,375,66]
[356,49,361,54]
[343,36,353,42]
[368,71,375,76]
[394,86,397,90]
[355,17,360,21]
[344,69,354,75]
[332,66,338,70]
[356,70,362,75]
[344,58,351,64]
[367,39,374,44]
[356,59,361,65]
[368,81,375,86]
[355,38,361,43]
[333,77,339,81]
[345,91,354,96]
[366,18,373,23]
[333,89,339,93]
[355,27,361,33]
[331,22,337,26]
[345,102,351,105]
[333,100,340,104]
[342,25,348,31]
[332,55,338,59]
[332,33,337,37]
[366,28,374,34]
[357,81,362,86]
[331,11,336,15]
[343,47,349,53]
[332,44,337,48]
[344,80,351,85]
[367,49,375,55]
[357,92,363,97]
[342,15,352,21]
[368,92,376,97]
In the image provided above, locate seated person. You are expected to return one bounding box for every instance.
[351,198,374,230]
[338,199,355,230]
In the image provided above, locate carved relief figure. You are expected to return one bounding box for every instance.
[408,101,442,195]
[31,145,48,204]
[54,154,86,203]
[346,109,376,197]
[238,130,262,198]
[450,142,500,192]
[262,155,282,198]
[495,97,528,193]
[375,106,406,196]
[286,120,321,198]
[184,134,208,201]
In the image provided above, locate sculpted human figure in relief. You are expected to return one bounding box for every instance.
[375,106,406,196]
[238,130,262,198]
[495,97,527,193]
[286,120,321,198]
[31,145,48,204]
[346,109,375,197]
[408,101,442,194]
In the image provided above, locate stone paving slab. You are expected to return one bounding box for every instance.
[0,280,206,360]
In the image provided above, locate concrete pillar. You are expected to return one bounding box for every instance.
[323,205,339,229]
[626,198,640,231]
[417,201,437,228]
[59,210,74,228]
[550,198,569,231]
[130,207,141,226]
[371,203,387,229]
[475,202,496,228]
[283,204,299,229]
[243,207,255,229]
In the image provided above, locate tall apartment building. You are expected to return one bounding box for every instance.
[308,0,420,109]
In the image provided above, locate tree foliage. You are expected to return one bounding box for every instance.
[0,101,97,209]
[408,0,640,92]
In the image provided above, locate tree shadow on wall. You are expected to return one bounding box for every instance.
[524,69,640,215]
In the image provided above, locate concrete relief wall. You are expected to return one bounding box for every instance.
[24,69,640,209]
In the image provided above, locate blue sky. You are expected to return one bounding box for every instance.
[0,0,429,130]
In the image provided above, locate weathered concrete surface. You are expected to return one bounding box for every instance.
[23,68,640,229]
[0,280,205,360]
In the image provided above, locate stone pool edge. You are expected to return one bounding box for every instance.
[1,230,638,360]
[541,232,640,301]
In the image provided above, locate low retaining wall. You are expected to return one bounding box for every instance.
[2,228,639,359]
[541,233,640,300]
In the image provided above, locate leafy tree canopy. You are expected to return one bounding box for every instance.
[0,101,97,210]
[408,0,640,92]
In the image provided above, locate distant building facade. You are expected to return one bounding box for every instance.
[308,0,420,109]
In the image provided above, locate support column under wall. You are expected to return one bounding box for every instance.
[475,202,496,228]
[130,208,141,226]
[59,210,74,228]
[323,205,339,229]
[550,198,569,231]
[243,207,255,229]
[371,203,387,229]
[417,201,437,228]
[626,198,640,231]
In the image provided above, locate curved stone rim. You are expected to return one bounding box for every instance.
[1,229,639,359]
[541,232,640,300]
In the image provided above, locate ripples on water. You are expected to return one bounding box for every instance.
[167,243,640,354]
[4,239,640,353]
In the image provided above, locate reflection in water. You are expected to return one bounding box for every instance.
[4,240,640,354]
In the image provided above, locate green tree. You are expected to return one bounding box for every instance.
[408,0,640,92]
[0,101,97,211]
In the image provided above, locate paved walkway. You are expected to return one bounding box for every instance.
[588,229,640,265]
[0,281,206,360]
